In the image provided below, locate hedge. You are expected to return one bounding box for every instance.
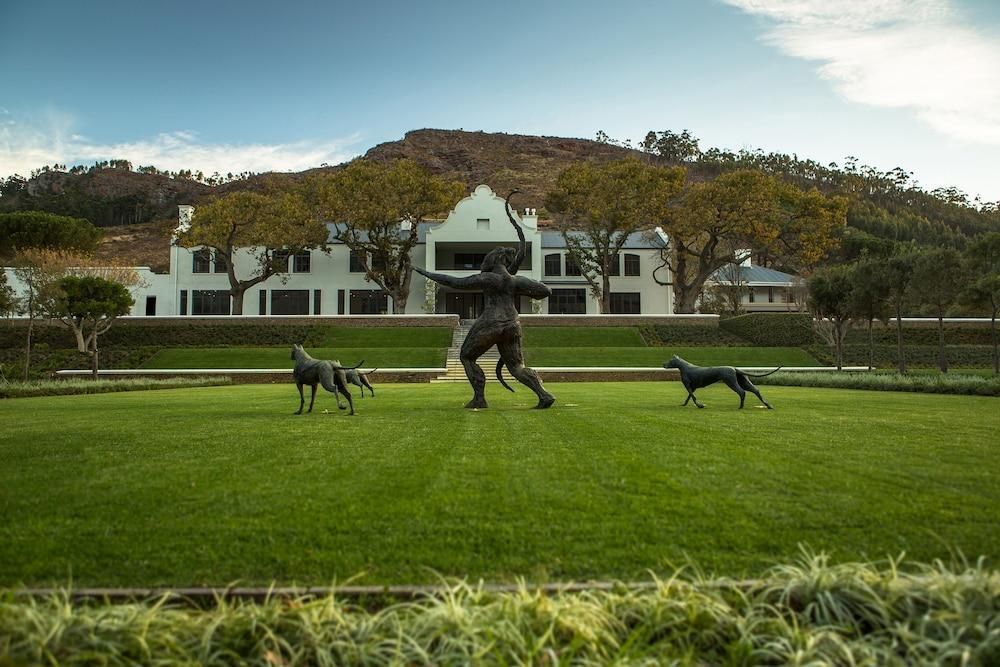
[0,377,232,399]
[757,371,1000,395]
[846,323,999,346]
[719,313,816,346]
[639,324,748,346]
[808,343,998,369]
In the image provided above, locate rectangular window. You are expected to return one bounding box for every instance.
[454,252,486,270]
[293,250,311,273]
[544,253,561,277]
[787,288,796,304]
[476,218,490,231]
[350,250,365,273]
[768,287,775,303]
[271,289,310,315]
[192,289,231,315]
[549,288,587,314]
[213,251,228,274]
[748,288,756,303]
[272,250,290,273]
[337,289,346,315]
[313,289,322,315]
[350,289,388,314]
[624,254,640,277]
[145,296,156,316]
[610,292,641,314]
[192,249,211,273]
[608,253,621,277]
[565,254,582,276]
[179,290,188,315]
[259,289,267,315]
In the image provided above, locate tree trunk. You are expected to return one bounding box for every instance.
[864,319,870,370]
[392,288,407,314]
[232,289,245,316]
[673,285,699,314]
[24,316,33,381]
[895,301,906,375]
[937,314,948,373]
[601,272,612,314]
[90,345,99,380]
[835,321,844,371]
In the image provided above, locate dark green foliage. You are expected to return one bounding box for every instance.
[640,324,749,346]
[0,211,100,256]
[757,371,1000,396]
[0,323,453,350]
[719,313,817,346]
[0,347,160,378]
[844,326,996,346]
[0,376,231,399]
[56,275,133,320]
[807,344,997,369]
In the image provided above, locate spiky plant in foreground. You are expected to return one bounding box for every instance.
[2,552,998,665]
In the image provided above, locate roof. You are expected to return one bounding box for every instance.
[710,264,798,285]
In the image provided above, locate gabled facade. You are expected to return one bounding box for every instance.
[3,184,677,317]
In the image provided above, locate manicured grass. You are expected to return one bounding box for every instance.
[523,326,647,347]
[1,383,997,588]
[526,346,818,367]
[141,347,447,369]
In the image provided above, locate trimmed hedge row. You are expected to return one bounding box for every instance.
[807,343,998,369]
[846,324,998,346]
[0,347,161,379]
[639,324,748,346]
[757,371,1000,395]
[0,377,232,399]
[719,313,817,346]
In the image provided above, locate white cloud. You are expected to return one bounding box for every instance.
[722,0,1000,144]
[0,113,361,178]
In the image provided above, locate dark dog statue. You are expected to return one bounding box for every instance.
[664,355,779,409]
[290,344,363,415]
[345,368,376,398]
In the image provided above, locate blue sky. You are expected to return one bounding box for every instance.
[2,0,998,200]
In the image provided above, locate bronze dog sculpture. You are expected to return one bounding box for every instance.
[291,344,363,415]
[664,354,779,409]
[414,191,554,409]
[345,367,376,397]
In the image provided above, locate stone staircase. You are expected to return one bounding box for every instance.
[432,320,502,383]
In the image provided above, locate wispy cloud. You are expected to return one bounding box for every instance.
[721,0,1000,144]
[0,112,362,178]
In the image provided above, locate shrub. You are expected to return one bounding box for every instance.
[756,370,1000,395]
[1,553,997,665]
[640,324,748,346]
[720,313,817,346]
[0,376,231,399]
[0,210,101,256]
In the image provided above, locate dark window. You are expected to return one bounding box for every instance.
[748,288,756,303]
[787,288,796,304]
[294,250,311,273]
[454,252,486,270]
[272,250,290,273]
[337,289,346,315]
[768,287,775,303]
[192,290,231,315]
[544,253,561,276]
[192,249,211,273]
[624,254,640,277]
[213,251,228,274]
[549,288,586,314]
[145,296,156,316]
[608,253,621,277]
[565,254,582,276]
[350,289,388,314]
[610,292,641,314]
[179,290,188,315]
[271,289,309,315]
[259,289,267,315]
[350,250,365,273]
[313,289,322,315]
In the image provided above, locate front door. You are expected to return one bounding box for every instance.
[444,291,484,319]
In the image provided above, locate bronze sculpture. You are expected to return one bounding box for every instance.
[664,355,778,409]
[414,192,555,409]
[291,344,363,415]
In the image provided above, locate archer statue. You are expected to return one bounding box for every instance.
[414,191,555,409]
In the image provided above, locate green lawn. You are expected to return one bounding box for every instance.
[142,347,447,369]
[1,383,997,588]
[526,346,818,367]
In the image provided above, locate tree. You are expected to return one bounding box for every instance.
[884,252,917,374]
[652,170,846,313]
[640,129,702,162]
[545,158,685,312]
[959,232,1000,374]
[309,160,465,314]
[176,189,325,315]
[0,211,101,258]
[698,256,749,317]
[912,247,965,373]
[808,266,855,370]
[0,269,19,318]
[51,275,133,379]
[849,257,891,370]
[11,249,81,380]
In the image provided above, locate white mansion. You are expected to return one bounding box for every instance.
[4,184,798,317]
